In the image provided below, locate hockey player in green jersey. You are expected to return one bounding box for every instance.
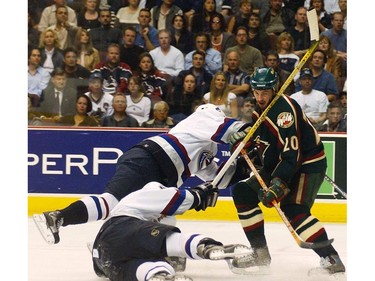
[228,67,345,275]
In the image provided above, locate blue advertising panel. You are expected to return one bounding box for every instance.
[28,128,347,198]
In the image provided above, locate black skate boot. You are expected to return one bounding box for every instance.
[148,272,193,281]
[320,254,346,274]
[33,211,63,244]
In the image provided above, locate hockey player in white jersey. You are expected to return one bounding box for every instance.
[91,181,254,281]
[33,103,248,245]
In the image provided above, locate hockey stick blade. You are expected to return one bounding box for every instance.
[298,238,334,249]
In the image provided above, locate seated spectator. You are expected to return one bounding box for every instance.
[56,94,100,126]
[290,68,329,128]
[28,95,44,126]
[89,8,123,61]
[185,32,222,76]
[338,0,347,30]
[339,90,347,118]
[77,0,101,31]
[190,0,217,34]
[227,0,252,34]
[135,8,160,51]
[208,13,236,58]
[120,26,145,71]
[308,0,332,33]
[142,100,177,128]
[28,10,40,49]
[315,100,347,132]
[263,50,295,95]
[46,5,78,50]
[247,12,271,56]
[125,76,152,126]
[262,0,295,36]
[149,29,185,79]
[136,52,168,105]
[85,73,114,120]
[224,26,263,75]
[224,50,251,101]
[28,47,51,108]
[39,29,65,73]
[38,68,77,118]
[100,93,139,127]
[321,12,347,62]
[276,32,300,82]
[238,96,255,123]
[285,7,311,58]
[203,71,238,118]
[175,50,212,99]
[150,0,183,31]
[92,43,133,95]
[74,28,100,71]
[38,0,77,32]
[116,0,142,30]
[170,73,201,121]
[318,34,345,92]
[296,49,338,102]
[170,14,195,56]
[63,47,91,96]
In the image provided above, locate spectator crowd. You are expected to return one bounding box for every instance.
[28,0,347,132]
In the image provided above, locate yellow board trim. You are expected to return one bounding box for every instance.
[28,195,347,223]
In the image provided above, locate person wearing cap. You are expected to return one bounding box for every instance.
[290,68,329,128]
[226,67,346,275]
[84,73,114,121]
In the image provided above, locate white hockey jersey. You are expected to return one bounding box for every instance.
[111,181,194,221]
[147,104,246,187]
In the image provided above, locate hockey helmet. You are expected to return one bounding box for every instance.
[250,67,278,90]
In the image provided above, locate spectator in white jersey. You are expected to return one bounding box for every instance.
[125,75,152,126]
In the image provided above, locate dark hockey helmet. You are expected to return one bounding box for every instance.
[250,67,278,90]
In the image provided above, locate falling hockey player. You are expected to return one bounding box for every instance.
[90,180,254,281]
[227,67,346,276]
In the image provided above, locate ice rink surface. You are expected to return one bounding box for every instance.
[29,218,347,281]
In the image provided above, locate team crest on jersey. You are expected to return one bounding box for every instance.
[198,151,214,169]
[151,228,160,237]
[277,112,294,128]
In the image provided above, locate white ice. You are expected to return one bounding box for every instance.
[29,218,347,281]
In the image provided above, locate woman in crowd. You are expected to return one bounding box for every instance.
[203,71,238,118]
[170,14,195,56]
[74,28,100,71]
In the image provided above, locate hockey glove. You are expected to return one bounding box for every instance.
[228,126,251,153]
[258,177,290,208]
[189,182,219,211]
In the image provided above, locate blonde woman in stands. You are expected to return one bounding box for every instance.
[276,32,300,83]
[39,29,65,73]
[202,71,238,118]
[74,28,100,71]
[125,75,152,126]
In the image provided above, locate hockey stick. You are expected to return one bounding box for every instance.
[324,175,347,199]
[212,9,320,190]
[240,150,334,249]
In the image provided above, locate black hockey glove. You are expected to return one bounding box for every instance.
[258,177,290,208]
[189,182,219,211]
[228,126,251,153]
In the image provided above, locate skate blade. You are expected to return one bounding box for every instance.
[32,214,56,245]
[225,259,271,275]
[308,267,346,280]
[209,245,253,260]
[87,242,93,254]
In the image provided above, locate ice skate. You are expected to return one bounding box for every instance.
[227,246,271,275]
[165,256,187,272]
[199,244,253,260]
[32,211,63,244]
[308,254,346,278]
[148,272,193,281]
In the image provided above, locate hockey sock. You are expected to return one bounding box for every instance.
[61,193,118,225]
[166,232,207,260]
